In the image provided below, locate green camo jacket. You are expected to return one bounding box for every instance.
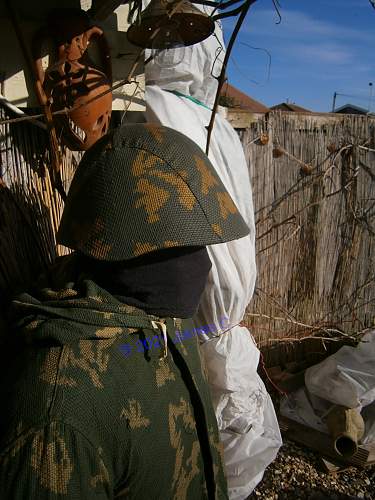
[0,261,228,499]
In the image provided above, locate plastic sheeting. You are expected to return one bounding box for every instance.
[144,7,281,499]
[281,330,375,446]
[201,329,282,499]
[280,387,330,434]
[280,387,375,445]
[362,403,375,444]
[144,6,225,110]
[305,330,375,410]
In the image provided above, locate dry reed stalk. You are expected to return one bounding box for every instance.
[0,104,82,310]
[243,111,375,353]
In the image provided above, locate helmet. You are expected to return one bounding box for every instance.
[57,123,249,260]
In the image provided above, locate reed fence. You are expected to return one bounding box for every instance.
[241,111,375,362]
[0,106,81,312]
[1,107,375,365]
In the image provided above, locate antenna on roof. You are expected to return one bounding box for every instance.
[332,92,337,112]
[369,82,373,112]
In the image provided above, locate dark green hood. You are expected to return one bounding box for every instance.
[10,278,158,346]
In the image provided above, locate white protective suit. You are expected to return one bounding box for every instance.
[144,9,281,499]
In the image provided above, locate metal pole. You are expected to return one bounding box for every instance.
[205,0,257,155]
[332,91,337,112]
[368,82,373,112]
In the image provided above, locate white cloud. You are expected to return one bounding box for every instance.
[230,7,375,71]
[224,4,375,111]
[283,43,354,65]
[243,8,374,43]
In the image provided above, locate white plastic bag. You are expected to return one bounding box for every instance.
[144,8,281,497]
[305,330,375,409]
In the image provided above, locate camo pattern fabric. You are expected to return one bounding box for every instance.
[57,123,249,261]
[0,260,228,499]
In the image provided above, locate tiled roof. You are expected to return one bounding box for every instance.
[270,102,312,113]
[334,104,368,115]
[220,83,269,113]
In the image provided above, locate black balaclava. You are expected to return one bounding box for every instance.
[79,246,211,318]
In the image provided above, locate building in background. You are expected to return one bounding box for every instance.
[0,0,144,112]
[219,82,268,129]
[334,104,369,115]
[271,101,312,113]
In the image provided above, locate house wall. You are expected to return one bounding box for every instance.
[0,1,149,311]
[0,0,145,110]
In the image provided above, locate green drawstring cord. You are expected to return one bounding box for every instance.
[164,89,212,111]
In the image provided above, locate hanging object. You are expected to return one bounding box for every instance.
[126,0,215,49]
[327,142,338,154]
[300,163,314,175]
[33,9,112,151]
[259,132,269,145]
[272,146,284,158]
[151,28,185,69]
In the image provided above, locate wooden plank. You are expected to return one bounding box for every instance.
[279,416,369,468]
[319,458,349,474]
[362,442,375,465]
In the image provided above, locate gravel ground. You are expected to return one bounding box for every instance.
[248,439,375,500]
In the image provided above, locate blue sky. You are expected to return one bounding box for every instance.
[222,0,375,112]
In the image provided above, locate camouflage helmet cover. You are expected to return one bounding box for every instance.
[57,123,249,260]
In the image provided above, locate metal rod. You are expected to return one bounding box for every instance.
[332,91,337,113]
[368,82,373,113]
[193,0,243,8]
[0,93,46,130]
[5,0,66,201]
[205,0,257,154]
[212,3,247,20]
